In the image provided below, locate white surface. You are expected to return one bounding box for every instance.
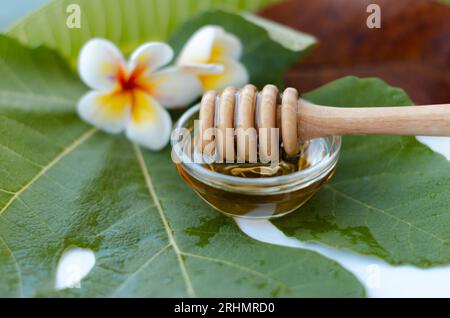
[236,136,450,298]
[55,247,95,290]
[417,136,450,160]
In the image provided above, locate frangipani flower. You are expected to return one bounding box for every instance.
[177,26,249,92]
[77,38,202,150]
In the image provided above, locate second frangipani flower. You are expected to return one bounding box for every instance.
[177,25,249,92]
[77,39,202,150]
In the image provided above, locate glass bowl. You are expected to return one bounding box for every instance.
[171,104,341,219]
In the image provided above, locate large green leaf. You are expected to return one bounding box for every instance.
[6,0,283,65]
[0,36,364,297]
[169,10,315,88]
[274,76,450,268]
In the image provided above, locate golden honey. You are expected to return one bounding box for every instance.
[172,104,341,219]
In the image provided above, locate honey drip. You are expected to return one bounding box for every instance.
[204,142,311,178]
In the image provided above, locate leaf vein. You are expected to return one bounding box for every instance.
[110,243,171,297]
[0,128,97,217]
[0,234,23,297]
[98,204,156,236]
[0,90,76,106]
[182,252,290,291]
[0,142,44,168]
[325,185,448,244]
[133,144,196,298]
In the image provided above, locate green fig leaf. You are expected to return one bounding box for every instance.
[273,76,450,268]
[0,36,364,297]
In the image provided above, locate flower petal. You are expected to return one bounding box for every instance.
[78,38,126,92]
[176,25,221,65]
[147,67,203,108]
[126,91,172,150]
[210,31,243,62]
[199,59,249,92]
[177,25,243,65]
[129,42,173,76]
[77,91,131,133]
[179,63,224,75]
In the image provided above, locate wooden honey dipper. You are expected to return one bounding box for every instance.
[200,84,450,160]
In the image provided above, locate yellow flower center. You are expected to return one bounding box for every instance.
[98,65,156,124]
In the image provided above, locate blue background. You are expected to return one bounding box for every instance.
[0,0,49,31]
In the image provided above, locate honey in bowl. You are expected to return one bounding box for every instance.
[172,84,341,219]
[175,128,339,219]
[204,144,311,178]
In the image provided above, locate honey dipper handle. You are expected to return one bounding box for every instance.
[297,101,450,140]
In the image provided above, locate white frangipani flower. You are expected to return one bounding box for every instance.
[177,25,249,92]
[77,38,202,150]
